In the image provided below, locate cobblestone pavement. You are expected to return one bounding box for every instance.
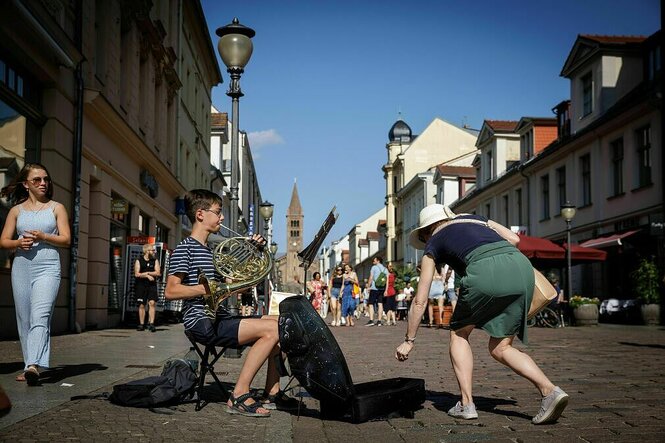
[1,320,664,442]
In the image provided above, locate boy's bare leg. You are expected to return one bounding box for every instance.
[231,317,280,410]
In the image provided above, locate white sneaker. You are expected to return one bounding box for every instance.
[532,386,569,424]
[447,401,478,419]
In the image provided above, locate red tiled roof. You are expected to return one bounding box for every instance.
[485,120,518,132]
[435,165,475,177]
[211,112,228,128]
[580,35,647,44]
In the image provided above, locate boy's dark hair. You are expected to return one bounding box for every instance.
[184,189,223,223]
[374,256,383,264]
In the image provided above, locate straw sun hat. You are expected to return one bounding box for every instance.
[408,204,457,250]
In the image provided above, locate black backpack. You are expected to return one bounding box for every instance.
[109,359,197,408]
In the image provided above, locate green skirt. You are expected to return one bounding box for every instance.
[449,241,534,344]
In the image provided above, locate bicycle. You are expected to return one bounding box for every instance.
[527,306,562,328]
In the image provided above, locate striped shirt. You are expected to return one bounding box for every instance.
[168,237,230,330]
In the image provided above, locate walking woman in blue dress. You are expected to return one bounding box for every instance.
[1,163,71,385]
[395,204,568,425]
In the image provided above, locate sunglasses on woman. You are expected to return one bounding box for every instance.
[27,176,51,185]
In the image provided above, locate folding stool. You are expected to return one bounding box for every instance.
[184,330,230,411]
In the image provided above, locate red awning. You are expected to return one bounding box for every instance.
[579,230,639,249]
[517,235,565,259]
[563,243,607,261]
[518,234,608,262]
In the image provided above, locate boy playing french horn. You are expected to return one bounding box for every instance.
[165,189,297,417]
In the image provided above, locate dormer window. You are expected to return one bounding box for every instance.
[581,72,593,117]
[522,129,533,160]
[485,150,493,181]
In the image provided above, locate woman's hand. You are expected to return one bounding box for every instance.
[25,230,45,242]
[18,235,34,250]
[395,341,413,361]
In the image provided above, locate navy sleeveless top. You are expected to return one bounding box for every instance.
[424,214,504,276]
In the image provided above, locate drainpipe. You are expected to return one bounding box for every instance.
[69,0,84,333]
[518,163,530,233]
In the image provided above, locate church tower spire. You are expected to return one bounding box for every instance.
[285,180,304,284]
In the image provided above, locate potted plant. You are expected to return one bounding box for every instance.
[631,258,661,325]
[570,295,600,326]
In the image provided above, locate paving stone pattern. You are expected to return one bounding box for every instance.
[1,321,664,442]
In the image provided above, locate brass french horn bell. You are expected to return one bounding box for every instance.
[198,236,273,319]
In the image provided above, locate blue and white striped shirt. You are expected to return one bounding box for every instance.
[168,237,230,329]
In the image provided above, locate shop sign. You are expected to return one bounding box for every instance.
[140,169,159,198]
[175,198,186,215]
[111,199,129,214]
[127,236,155,244]
[649,213,664,237]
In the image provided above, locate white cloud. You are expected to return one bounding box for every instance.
[248,129,285,149]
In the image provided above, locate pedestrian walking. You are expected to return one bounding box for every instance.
[383,262,397,325]
[366,256,387,326]
[340,263,358,326]
[395,204,569,425]
[134,243,161,331]
[307,272,325,316]
[427,266,445,327]
[0,163,71,386]
[328,266,343,326]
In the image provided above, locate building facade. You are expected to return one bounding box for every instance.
[453,32,662,300]
[0,0,220,337]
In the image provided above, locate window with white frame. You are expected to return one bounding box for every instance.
[636,126,652,188]
[556,166,566,209]
[540,174,550,220]
[580,154,592,206]
[515,188,523,226]
[581,72,593,117]
[610,137,624,196]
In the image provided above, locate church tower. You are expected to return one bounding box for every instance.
[285,181,304,284]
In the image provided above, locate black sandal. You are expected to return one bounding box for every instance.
[226,392,270,417]
[24,367,39,386]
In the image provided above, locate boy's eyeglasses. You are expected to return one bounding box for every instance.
[203,208,223,217]
[27,176,51,185]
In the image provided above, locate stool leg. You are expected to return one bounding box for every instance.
[195,347,210,411]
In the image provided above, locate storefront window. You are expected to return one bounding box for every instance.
[0,55,41,270]
[109,194,131,311]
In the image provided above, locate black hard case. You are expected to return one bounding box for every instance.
[278,296,425,423]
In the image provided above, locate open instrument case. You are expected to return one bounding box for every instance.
[278,296,425,423]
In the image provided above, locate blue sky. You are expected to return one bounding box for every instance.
[200,0,660,253]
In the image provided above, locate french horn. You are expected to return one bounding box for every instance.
[198,235,273,319]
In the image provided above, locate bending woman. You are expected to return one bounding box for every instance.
[0,163,71,385]
[395,204,568,425]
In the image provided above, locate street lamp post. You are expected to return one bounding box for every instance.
[560,201,577,305]
[216,18,255,234]
[258,201,274,313]
[259,201,274,241]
